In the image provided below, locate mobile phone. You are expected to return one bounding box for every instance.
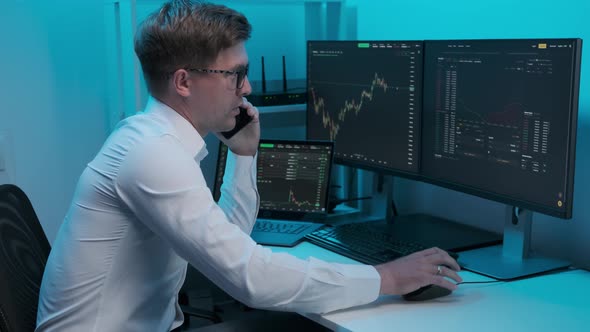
[221,107,253,139]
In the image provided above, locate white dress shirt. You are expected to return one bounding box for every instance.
[36,97,380,332]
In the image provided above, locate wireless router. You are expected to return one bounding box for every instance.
[248,55,307,107]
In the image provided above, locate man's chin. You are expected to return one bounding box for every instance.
[220,123,235,133]
[219,117,237,133]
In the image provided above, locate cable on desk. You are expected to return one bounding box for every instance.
[457,267,581,286]
[456,280,504,285]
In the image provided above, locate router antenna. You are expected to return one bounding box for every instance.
[261,56,267,93]
[282,55,287,92]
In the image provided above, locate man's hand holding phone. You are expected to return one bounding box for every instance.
[217,98,260,156]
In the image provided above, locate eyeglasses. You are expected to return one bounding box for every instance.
[186,66,249,90]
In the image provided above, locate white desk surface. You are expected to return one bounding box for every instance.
[269,242,590,332]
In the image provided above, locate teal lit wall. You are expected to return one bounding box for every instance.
[1,0,109,242]
[354,0,589,114]
[349,0,590,268]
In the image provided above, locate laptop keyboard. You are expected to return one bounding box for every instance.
[254,221,314,234]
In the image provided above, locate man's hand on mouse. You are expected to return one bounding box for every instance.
[374,247,463,295]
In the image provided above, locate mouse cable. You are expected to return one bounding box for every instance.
[457,266,583,286]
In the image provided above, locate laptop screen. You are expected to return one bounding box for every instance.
[213,139,334,220]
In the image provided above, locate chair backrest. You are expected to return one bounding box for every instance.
[0,184,50,332]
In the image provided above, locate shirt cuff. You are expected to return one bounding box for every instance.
[225,150,257,186]
[331,262,381,305]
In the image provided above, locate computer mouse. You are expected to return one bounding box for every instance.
[402,284,452,301]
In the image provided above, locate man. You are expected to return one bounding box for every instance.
[36,1,461,331]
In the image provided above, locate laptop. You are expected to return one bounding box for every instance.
[213,139,334,247]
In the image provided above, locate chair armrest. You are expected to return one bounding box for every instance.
[180,304,222,324]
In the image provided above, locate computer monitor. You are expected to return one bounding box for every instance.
[421,38,582,279]
[212,142,229,202]
[422,38,581,219]
[213,139,334,219]
[307,40,500,251]
[305,38,582,280]
[306,40,501,252]
[306,40,423,177]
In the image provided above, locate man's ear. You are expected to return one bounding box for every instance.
[172,69,192,97]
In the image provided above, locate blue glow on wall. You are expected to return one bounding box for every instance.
[354,0,589,117]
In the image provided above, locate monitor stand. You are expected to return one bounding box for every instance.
[332,170,502,252]
[458,206,571,280]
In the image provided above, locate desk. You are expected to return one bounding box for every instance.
[270,242,590,332]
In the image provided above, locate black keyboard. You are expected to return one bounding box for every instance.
[305,223,445,265]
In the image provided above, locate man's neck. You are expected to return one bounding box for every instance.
[152,94,207,137]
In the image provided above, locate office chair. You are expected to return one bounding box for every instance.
[0,184,50,332]
[0,184,220,332]
[178,289,222,329]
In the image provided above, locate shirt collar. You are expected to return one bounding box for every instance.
[144,96,209,161]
